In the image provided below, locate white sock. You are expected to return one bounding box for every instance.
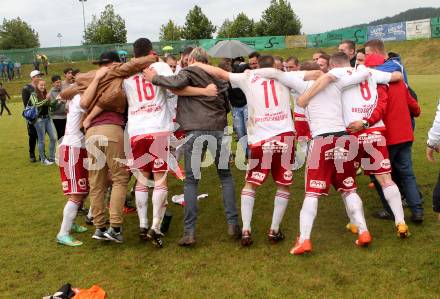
[241,189,255,232]
[152,186,168,232]
[342,191,368,234]
[342,196,357,225]
[383,183,405,225]
[294,141,308,170]
[159,200,168,227]
[270,190,290,232]
[87,205,93,218]
[135,184,149,228]
[299,195,318,242]
[58,200,80,237]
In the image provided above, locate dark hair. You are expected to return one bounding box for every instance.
[249,52,260,59]
[357,48,366,55]
[51,75,61,82]
[286,56,299,65]
[35,78,47,100]
[364,39,385,53]
[330,52,349,65]
[257,55,275,68]
[299,61,320,71]
[133,38,152,58]
[218,59,232,72]
[182,47,194,56]
[72,69,80,76]
[63,67,73,74]
[388,52,399,58]
[314,50,327,55]
[340,40,355,51]
[319,54,331,63]
[165,55,177,61]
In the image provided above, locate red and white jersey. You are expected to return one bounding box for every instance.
[274,68,370,137]
[329,66,392,130]
[229,71,294,145]
[124,62,175,138]
[61,94,85,148]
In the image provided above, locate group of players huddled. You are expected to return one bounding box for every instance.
[54,37,421,255]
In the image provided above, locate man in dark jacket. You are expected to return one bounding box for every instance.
[143,47,240,246]
[22,70,42,162]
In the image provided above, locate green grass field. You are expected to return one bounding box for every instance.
[1,42,440,298]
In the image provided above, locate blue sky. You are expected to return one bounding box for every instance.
[3,0,439,47]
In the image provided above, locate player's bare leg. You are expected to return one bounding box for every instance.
[375,173,409,238]
[268,184,290,244]
[241,182,257,246]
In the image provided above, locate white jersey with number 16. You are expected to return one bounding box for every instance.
[124,62,175,138]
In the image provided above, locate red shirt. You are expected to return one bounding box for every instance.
[366,82,420,146]
[89,111,125,128]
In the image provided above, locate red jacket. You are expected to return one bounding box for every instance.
[366,82,420,146]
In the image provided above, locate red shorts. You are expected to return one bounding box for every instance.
[294,113,311,141]
[246,132,295,186]
[130,134,170,173]
[354,131,391,175]
[305,135,357,195]
[59,145,89,195]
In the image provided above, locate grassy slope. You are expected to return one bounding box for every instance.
[0,40,440,298]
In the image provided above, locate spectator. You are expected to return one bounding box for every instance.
[22,70,42,162]
[285,56,300,71]
[144,47,240,246]
[62,68,74,88]
[312,50,326,61]
[426,98,440,219]
[317,54,330,73]
[176,47,194,73]
[356,48,366,66]
[48,75,67,140]
[0,82,12,116]
[33,57,40,71]
[274,56,284,71]
[14,61,21,79]
[248,52,260,70]
[41,55,49,75]
[338,40,356,67]
[7,60,14,81]
[29,78,57,165]
[165,55,178,73]
[2,60,8,81]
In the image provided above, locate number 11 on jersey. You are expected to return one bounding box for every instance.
[261,80,279,108]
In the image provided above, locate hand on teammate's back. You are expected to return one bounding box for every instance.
[94,66,110,81]
[347,120,364,133]
[143,68,157,82]
[204,84,218,97]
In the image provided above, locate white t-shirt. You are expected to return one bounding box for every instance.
[229,71,294,145]
[274,69,369,137]
[124,62,175,138]
[61,94,85,147]
[329,67,392,129]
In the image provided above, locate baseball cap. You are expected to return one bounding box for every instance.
[92,51,121,65]
[30,70,42,78]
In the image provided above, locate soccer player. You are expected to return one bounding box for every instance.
[191,55,320,246]
[338,40,356,67]
[317,54,330,73]
[56,92,89,246]
[257,53,372,254]
[302,52,409,238]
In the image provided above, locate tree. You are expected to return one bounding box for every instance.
[217,19,232,38]
[84,4,127,45]
[159,20,182,41]
[0,17,39,49]
[258,0,302,36]
[228,13,255,37]
[182,5,216,40]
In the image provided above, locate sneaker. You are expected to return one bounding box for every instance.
[289,237,312,255]
[147,228,164,248]
[71,223,88,233]
[396,223,410,238]
[104,227,123,243]
[228,223,242,239]
[241,230,253,247]
[139,227,149,240]
[123,206,136,214]
[373,209,394,220]
[345,223,358,234]
[92,228,109,240]
[85,215,94,226]
[57,235,83,247]
[268,229,285,244]
[30,156,37,163]
[355,231,372,247]
[410,213,424,223]
[41,159,54,166]
[178,231,196,247]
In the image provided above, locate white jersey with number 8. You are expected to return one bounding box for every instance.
[124,62,175,138]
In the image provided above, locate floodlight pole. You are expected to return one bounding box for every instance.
[57,33,63,62]
[79,0,87,39]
